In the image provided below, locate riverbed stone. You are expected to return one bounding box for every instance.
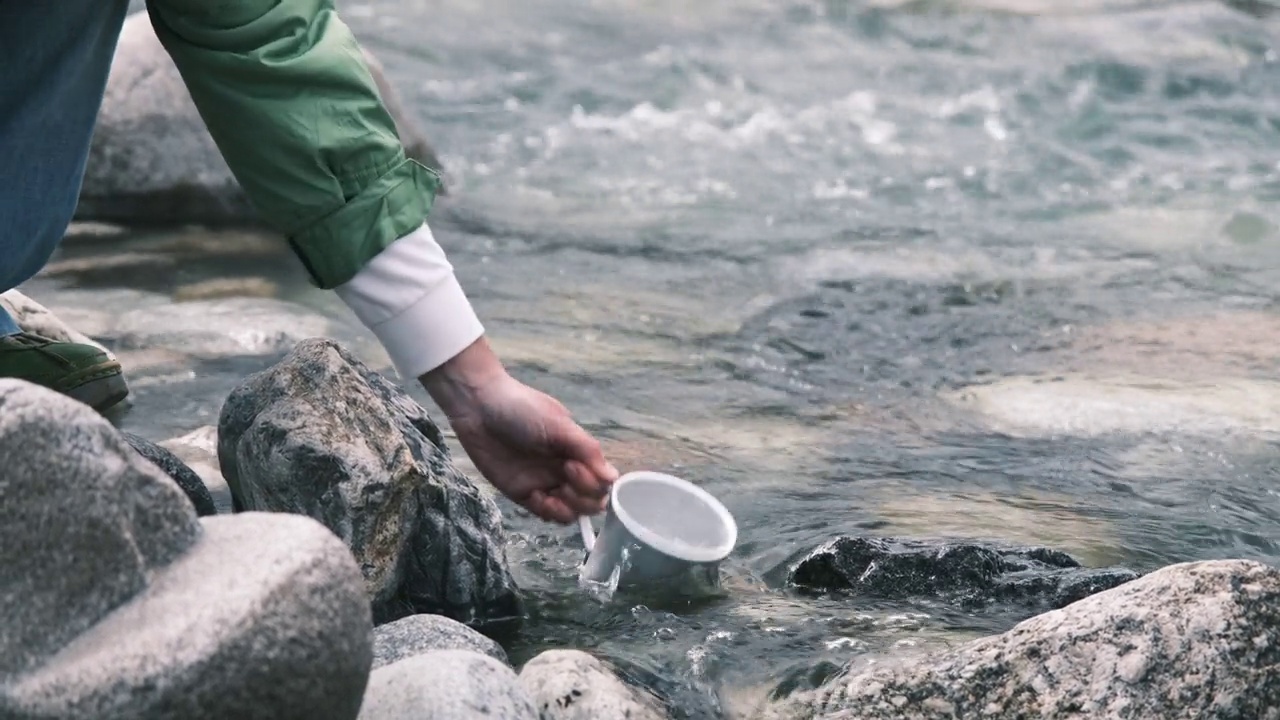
[944,374,1280,438]
[76,11,445,227]
[122,431,218,516]
[0,379,199,679]
[787,536,1138,611]
[517,650,668,720]
[159,425,234,514]
[372,614,509,669]
[358,650,538,720]
[218,337,522,627]
[0,380,374,720]
[759,559,1280,720]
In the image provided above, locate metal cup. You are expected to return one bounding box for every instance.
[578,471,737,589]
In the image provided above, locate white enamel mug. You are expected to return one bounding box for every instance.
[578,471,737,589]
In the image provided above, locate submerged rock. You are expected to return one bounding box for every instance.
[77,12,445,227]
[372,614,509,669]
[758,559,1280,720]
[122,431,218,516]
[517,650,669,720]
[358,650,538,720]
[0,380,372,720]
[218,338,521,628]
[788,536,1138,611]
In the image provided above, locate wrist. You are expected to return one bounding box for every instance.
[420,336,508,419]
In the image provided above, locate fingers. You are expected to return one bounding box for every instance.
[524,489,575,525]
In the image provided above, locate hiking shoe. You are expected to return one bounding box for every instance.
[0,332,128,412]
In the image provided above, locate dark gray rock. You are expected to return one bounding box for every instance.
[218,337,522,628]
[0,379,199,679]
[358,650,538,720]
[517,650,668,720]
[758,560,1280,720]
[787,536,1138,611]
[122,431,218,516]
[372,614,509,669]
[0,380,373,720]
[76,12,445,227]
[4,514,373,720]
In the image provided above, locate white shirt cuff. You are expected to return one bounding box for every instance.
[333,222,484,380]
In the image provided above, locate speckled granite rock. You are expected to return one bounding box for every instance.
[518,650,668,720]
[218,338,521,628]
[758,560,1280,720]
[358,650,537,720]
[0,380,373,720]
[372,614,509,669]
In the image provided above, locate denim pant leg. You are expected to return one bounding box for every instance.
[0,0,130,336]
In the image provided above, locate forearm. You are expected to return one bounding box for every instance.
[149,0,483,378]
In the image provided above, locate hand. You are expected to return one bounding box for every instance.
[421,338,619,524]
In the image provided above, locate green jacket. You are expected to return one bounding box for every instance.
[148,0,440,290]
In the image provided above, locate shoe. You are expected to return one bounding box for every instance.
[0,332,129,412]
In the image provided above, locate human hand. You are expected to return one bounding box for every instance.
[421,337,618,524]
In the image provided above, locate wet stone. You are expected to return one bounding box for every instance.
[517,650,668,720]
[218,338,522,628]
[759,560,1280,720]
[372,614,509,669]
[358,650,537,720]
[787,536,1139,611]
[122,431,218,517]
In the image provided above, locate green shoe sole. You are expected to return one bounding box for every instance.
[61,365,130,413]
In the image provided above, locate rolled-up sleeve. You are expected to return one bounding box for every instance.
[146,0,440,290]
[147,0,486,377]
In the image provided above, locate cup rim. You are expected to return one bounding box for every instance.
[608,471,738,563]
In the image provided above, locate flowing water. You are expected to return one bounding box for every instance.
[31,0,1280,716]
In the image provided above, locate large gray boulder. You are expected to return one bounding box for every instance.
[217,337,522,628]
[518,650,668,720]
[0,380,373,720]
[357,650,539,720]
[372,614,509,669]
[757,559,1280,720]
[76,12,445,227]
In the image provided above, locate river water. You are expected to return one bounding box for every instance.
[31,0,1280,716]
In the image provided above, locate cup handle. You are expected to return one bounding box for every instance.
[578,515,596,553]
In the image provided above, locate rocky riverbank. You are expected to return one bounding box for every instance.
[3,292,1279,719]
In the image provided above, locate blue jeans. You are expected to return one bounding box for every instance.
[0,0,130,336]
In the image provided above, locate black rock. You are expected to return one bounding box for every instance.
[787,536,1138,611]
[121,431,217,517]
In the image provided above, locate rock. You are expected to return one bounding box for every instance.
[0,379,199,679]
[218,337,522,628]
[787,536,1138,611]
[759,560,1280,720]
[0,380,374,720]
[517,650,668,720]
[76,12,445,227]
[358,650,538,720]
[5,515,373,720]
[372,614,509,669]
[159,425,234,514]
[122,431,218,516]
[1,289,111,355]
